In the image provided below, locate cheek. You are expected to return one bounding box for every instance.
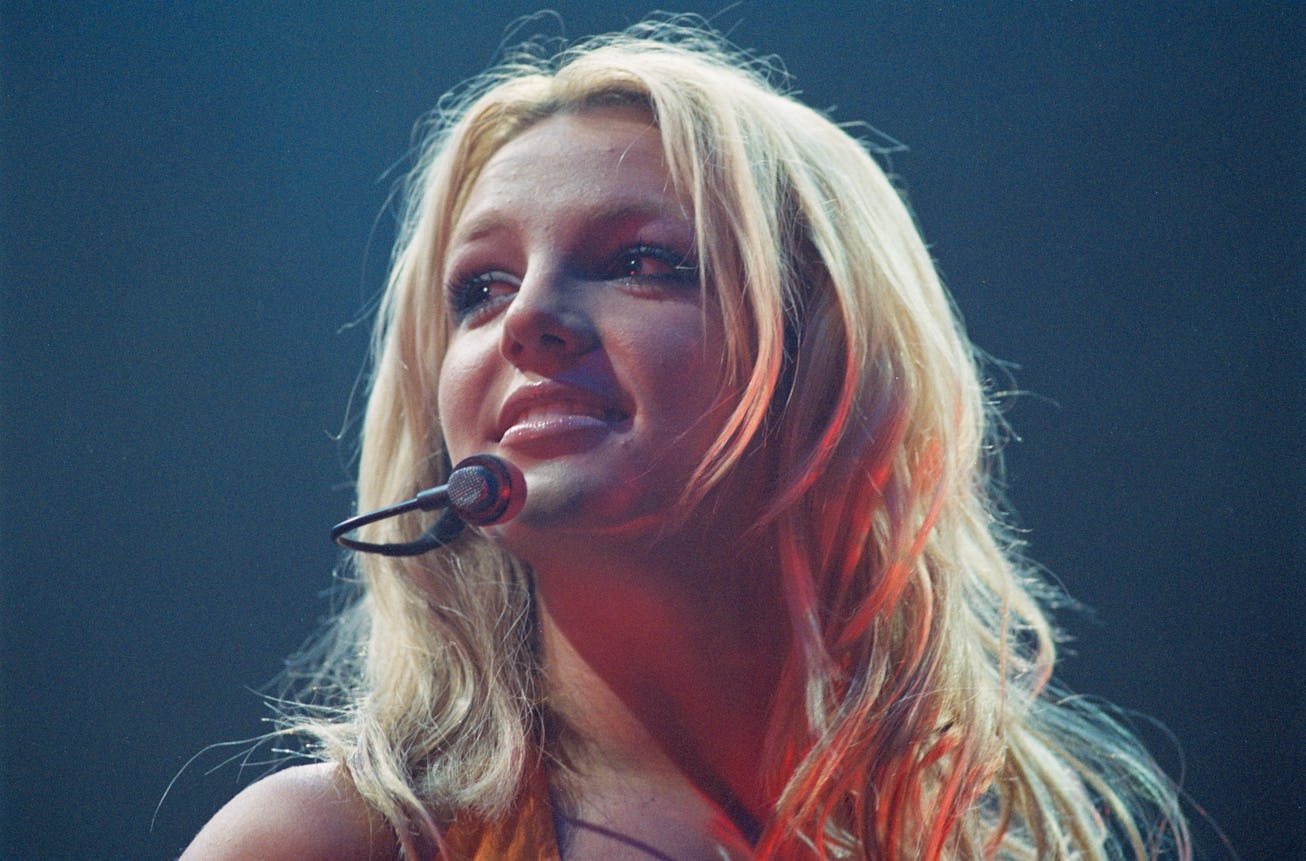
[435,345,483,459]
[633,318,729,433]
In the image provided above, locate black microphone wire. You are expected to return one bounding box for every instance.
[331,501,466,557]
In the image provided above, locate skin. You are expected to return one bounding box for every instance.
[179,762,397,860]
[182,107,786,860]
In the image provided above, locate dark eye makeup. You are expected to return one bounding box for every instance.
[445,242,699,324]
[608,243,699,283]
[446,270,518,322]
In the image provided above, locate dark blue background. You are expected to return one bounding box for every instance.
[2,3,1300,858]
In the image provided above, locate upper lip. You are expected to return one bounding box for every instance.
[496,379,630,440]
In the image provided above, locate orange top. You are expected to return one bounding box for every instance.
[441,776,562,861]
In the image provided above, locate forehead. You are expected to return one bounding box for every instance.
[450,107,688,241]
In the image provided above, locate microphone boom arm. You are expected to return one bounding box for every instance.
[329,454,522,557]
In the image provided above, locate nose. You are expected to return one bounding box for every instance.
[499,266,599,372]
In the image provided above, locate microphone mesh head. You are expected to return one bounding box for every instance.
[447,465,494,513]
[445,455,522,525]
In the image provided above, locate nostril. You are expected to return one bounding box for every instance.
[498,290,598,369]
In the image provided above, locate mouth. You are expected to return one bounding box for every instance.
[496,381,631,444]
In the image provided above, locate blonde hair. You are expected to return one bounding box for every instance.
[292,20,1191,860]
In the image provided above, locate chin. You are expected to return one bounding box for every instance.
[484,473,684,555]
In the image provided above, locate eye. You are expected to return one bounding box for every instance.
[609,244,698,285]
[446,270,518,323]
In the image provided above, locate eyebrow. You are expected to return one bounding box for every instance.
[447,198,694,249]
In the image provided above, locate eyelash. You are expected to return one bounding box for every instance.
[446,270,516,322]
[611,244,699,283]
[445,243,699,323]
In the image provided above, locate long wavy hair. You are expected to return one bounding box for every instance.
[291,21,1191,861]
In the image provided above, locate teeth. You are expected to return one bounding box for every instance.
[517,402,617,423]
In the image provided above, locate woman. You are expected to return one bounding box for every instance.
[184,22,1190,861]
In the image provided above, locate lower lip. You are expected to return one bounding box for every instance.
[499,414,619,450]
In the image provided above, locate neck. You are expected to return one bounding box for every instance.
[533,533,787,831]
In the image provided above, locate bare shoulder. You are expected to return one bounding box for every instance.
[179,762,400,861]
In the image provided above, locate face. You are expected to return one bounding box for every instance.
[436,107,734,552]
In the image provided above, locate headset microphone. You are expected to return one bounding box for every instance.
[331,454,526,557]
